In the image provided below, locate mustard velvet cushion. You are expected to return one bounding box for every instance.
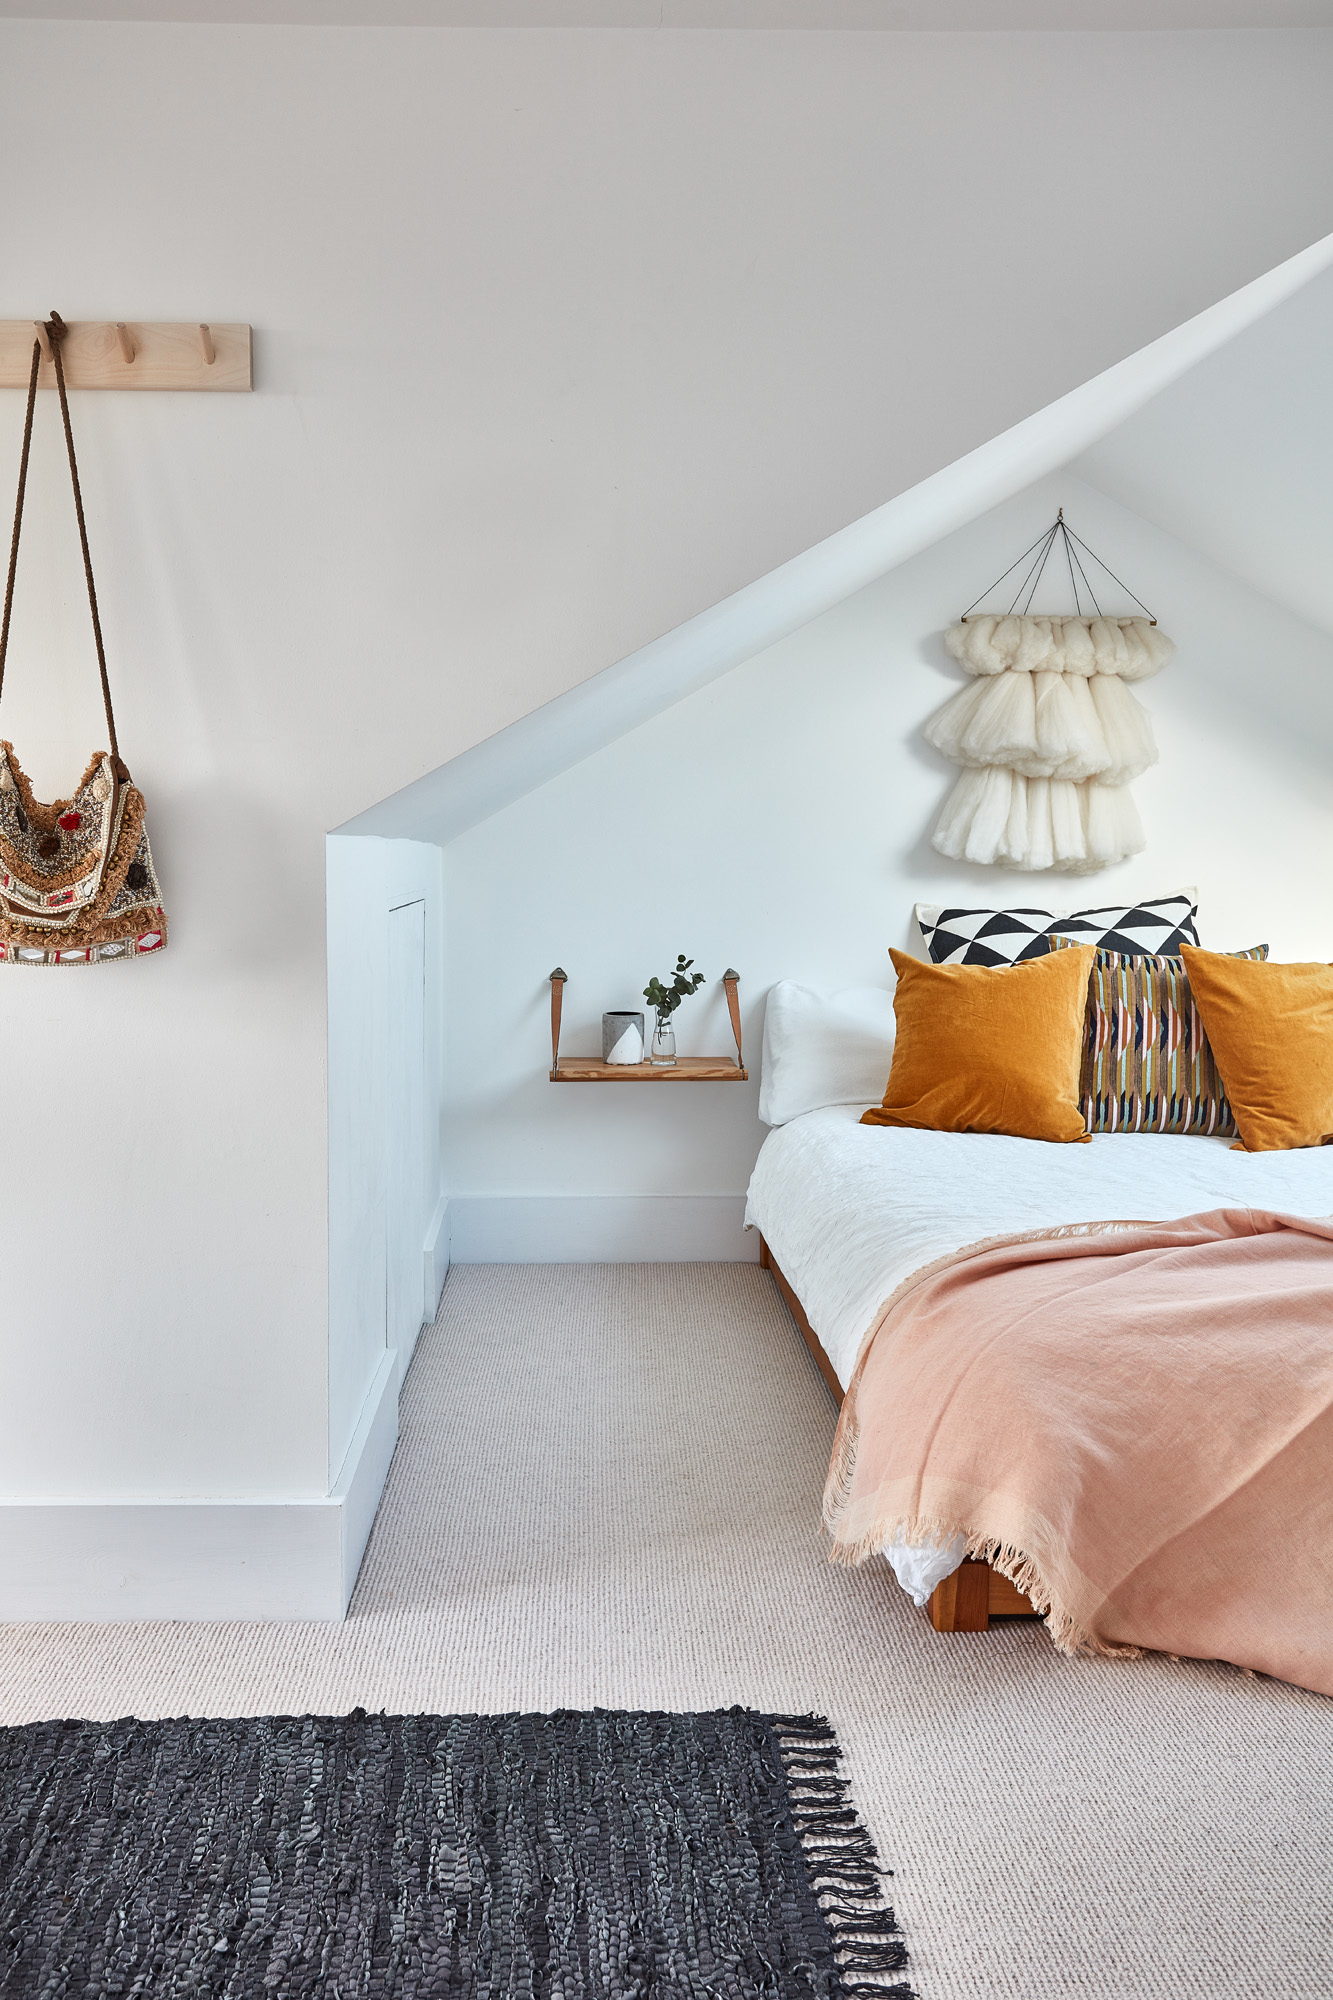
[1179,946,1333,1152]
[862,944,1095,1143]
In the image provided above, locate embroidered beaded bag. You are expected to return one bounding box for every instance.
[0,316,166,966]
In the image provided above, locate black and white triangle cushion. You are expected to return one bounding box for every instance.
[915,889,1199,967]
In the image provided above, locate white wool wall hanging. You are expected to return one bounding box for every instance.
[926,510,1174,873]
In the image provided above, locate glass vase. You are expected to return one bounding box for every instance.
[650,1016,676,1067]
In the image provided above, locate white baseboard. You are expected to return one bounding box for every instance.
[423,1191,450,1313]
[0,1499,348,1622]
[392,1194,451,1391]
[0,1351,401,1623]
[330,1346,399,1611]
[448,1194,759,1262]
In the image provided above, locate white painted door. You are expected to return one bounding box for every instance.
[387,899,427,1365]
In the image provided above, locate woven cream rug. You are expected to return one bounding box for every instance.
[2,1263,1329,1999]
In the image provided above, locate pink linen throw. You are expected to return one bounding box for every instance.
[823,1209,1333,1695]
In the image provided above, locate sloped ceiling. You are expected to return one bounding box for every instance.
[1074,266,1333,644]
[339,229,1333,843]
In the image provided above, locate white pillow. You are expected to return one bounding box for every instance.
[759,982,897,1127]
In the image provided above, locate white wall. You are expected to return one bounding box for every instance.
[1075,265,1333,645]
[440,470,1333,1254]
[327,834,445,1482]
[1,17,1331,1608]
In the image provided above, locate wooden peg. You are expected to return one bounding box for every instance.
[115,322,135,364]
[33,321,51,362]
[198,323,215,365]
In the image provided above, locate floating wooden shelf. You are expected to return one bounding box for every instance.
[552,1056,747,1082]
[548,967,747,1081]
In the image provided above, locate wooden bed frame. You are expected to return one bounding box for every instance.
[758,1235,1038,1632]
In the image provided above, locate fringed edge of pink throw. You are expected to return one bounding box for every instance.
[827,1505,1141,1660]
[822,1216,1165,1660]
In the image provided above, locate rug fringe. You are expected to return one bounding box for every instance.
[768,1714,918,1999]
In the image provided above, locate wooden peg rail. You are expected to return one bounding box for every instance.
[548,968,748,1081]
[0,320,252,391]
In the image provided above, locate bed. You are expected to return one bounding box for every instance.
[746,1107,1333,1673]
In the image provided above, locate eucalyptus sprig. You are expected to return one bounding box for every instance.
[643,954,706,1021]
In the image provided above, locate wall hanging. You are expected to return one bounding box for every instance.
[926,511,1174,873]
[0,316,177,965]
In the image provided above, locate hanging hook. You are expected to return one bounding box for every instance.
[198,324,216,365]
[115,322,135,364]
[959,509,1155,623]
[33,321,52,363]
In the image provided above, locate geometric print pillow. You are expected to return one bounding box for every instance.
[914,888,1200,968]
[1049,938,1268,1136]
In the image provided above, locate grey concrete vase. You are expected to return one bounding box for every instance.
[602,1011,645,1064]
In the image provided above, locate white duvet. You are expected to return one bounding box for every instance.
[745,1108,1333,1603]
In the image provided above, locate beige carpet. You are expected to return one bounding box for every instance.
[2,1263,1330,1998]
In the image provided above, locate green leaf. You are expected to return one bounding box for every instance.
[643,956,706,1019]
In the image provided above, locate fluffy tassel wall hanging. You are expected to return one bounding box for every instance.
[927,511,1173,873]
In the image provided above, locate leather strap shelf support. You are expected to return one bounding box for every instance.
[548,968,747,1081]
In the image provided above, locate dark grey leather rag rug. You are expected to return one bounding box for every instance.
[0,1706,913,1999]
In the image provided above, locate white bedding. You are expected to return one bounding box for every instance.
[745,1107,1333,1604]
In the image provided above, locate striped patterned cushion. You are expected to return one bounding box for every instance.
[1049,939,1269,1136]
